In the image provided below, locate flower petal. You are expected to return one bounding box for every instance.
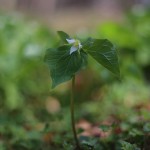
[78,42,82,49]
[66,39,76,44]
[70,46,78,54]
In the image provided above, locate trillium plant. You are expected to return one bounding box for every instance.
[44,31,120,149]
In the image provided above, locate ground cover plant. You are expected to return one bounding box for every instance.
[44,31,120,149]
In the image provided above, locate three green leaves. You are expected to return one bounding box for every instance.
[44,31,120,88]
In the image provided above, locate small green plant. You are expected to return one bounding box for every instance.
[44,31,120,149]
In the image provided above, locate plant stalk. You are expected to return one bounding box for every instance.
[71,75,80,149]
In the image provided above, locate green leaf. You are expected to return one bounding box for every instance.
[57,31,70,43]
[143,123,150,133]
[44,45,87,88]
[129,128,143,137]
[120,141,140,150]
[83,38,120,77]
[99,125,111,132]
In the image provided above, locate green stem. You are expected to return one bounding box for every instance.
[71,75,80,149]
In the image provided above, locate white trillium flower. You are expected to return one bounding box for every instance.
[66,38,82,55]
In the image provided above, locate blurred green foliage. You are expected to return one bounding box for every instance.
[0,13,57,109]
[0,13,58,150]
[0,8,150,149]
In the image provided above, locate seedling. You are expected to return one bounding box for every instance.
[44,31,120,149]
